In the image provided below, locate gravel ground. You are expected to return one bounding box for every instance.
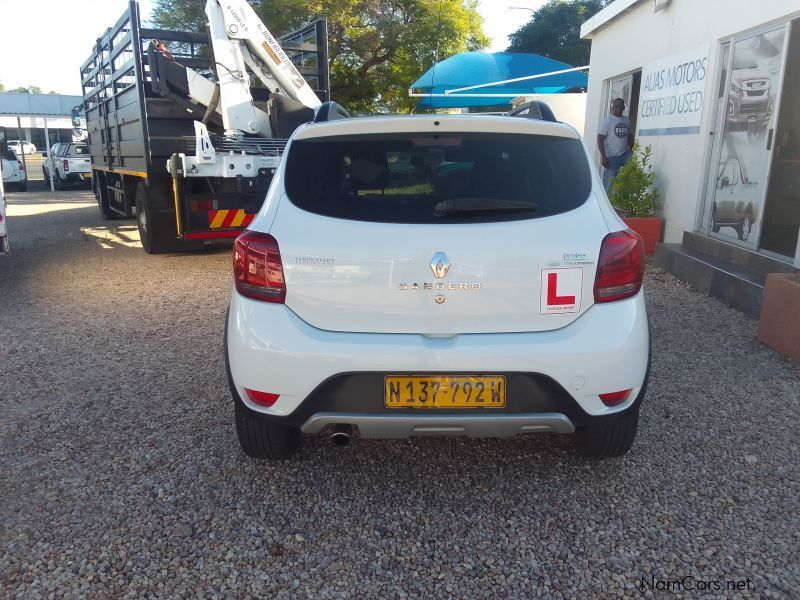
[1,187,798,598]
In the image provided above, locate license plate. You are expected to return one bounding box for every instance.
[384,375,506,409]
[81,173,91,179]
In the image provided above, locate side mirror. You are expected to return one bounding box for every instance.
[0,126,6,155]
[42,151,48,157]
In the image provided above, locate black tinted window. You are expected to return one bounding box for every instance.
[3,149,16,161]
[285,133,591,223]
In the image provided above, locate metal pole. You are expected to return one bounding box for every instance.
[16,116,28,176]
[43,117,54,192]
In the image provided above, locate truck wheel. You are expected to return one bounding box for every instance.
[18,181,27,192]
[54,174,62,191]
[573,406,639,459]
[135,182,180,254]
[95,172,116,220]
[234,403,301,460]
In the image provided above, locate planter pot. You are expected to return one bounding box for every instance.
[623,216,663,255]
[758,273,800,363]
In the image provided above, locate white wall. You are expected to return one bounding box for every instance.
[515,94,588,135]
[583,0,800,243]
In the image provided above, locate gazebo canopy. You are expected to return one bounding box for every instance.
[410,52,587,109]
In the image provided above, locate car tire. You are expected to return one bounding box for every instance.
[94,172,117,220]
[54,173,62,191]
[573,405,640,459]
[135,181,181,253]
[736,216,752,241]
[234,402,302,460]
[18,180,27,192]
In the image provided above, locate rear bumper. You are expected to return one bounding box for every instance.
[66,172,91,182]
[226,289,650,434]
[301,412,576,438]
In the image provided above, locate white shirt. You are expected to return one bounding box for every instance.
[599,115,630,157]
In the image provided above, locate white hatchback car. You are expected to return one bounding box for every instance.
[225,114,650,460]
[2,148,27,192]
[8,140,36,155]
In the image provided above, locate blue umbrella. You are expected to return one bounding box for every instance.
[410,52,587,109]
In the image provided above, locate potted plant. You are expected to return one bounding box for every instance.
[608,142,662,255]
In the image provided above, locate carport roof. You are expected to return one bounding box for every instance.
[0,93,83,117]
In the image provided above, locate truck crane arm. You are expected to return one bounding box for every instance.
[147,0,344,179]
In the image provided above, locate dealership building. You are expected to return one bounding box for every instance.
[581,0,800,316]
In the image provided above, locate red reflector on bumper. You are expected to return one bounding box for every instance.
[599,389,632,407]
[245,389,280,407]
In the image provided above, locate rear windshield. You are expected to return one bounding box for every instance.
[3,149,17,161]
[68,145,89,156]
[284,133,592,223]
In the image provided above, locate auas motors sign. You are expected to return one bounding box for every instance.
[637,43,710,136]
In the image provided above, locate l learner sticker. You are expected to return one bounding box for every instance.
[540,268,583,314]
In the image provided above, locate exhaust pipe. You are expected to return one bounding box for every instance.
[330,424,353,446]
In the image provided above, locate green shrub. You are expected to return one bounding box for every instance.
[608,142,659,217]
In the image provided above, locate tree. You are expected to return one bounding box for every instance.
[507,0,611,67]
[0,81,5,92]
[8,85,43,94]
[151,0,488,113]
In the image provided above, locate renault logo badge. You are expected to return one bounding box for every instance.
[430,252,450,279]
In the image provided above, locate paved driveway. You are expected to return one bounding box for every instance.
[1,186,797,598]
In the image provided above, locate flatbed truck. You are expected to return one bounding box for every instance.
[80,0,337,253]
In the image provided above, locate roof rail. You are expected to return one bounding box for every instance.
[314,101,350,123]
[506,100,557,122]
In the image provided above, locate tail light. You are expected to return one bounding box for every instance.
[233,230,286,303]
[63,159,70,172]
[594,230,644,303]
[17,161,24,172]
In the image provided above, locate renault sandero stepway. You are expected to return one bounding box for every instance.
[225,115,650,460]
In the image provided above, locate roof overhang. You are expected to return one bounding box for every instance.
[0,93,84,117]
[581,0,647,39]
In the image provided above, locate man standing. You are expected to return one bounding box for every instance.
[597,98,634,193]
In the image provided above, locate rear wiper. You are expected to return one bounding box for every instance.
[433,198,538,217]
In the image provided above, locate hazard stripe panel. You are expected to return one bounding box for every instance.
[208,210,255,229]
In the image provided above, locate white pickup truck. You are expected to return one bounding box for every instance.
[43,142,92,189]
